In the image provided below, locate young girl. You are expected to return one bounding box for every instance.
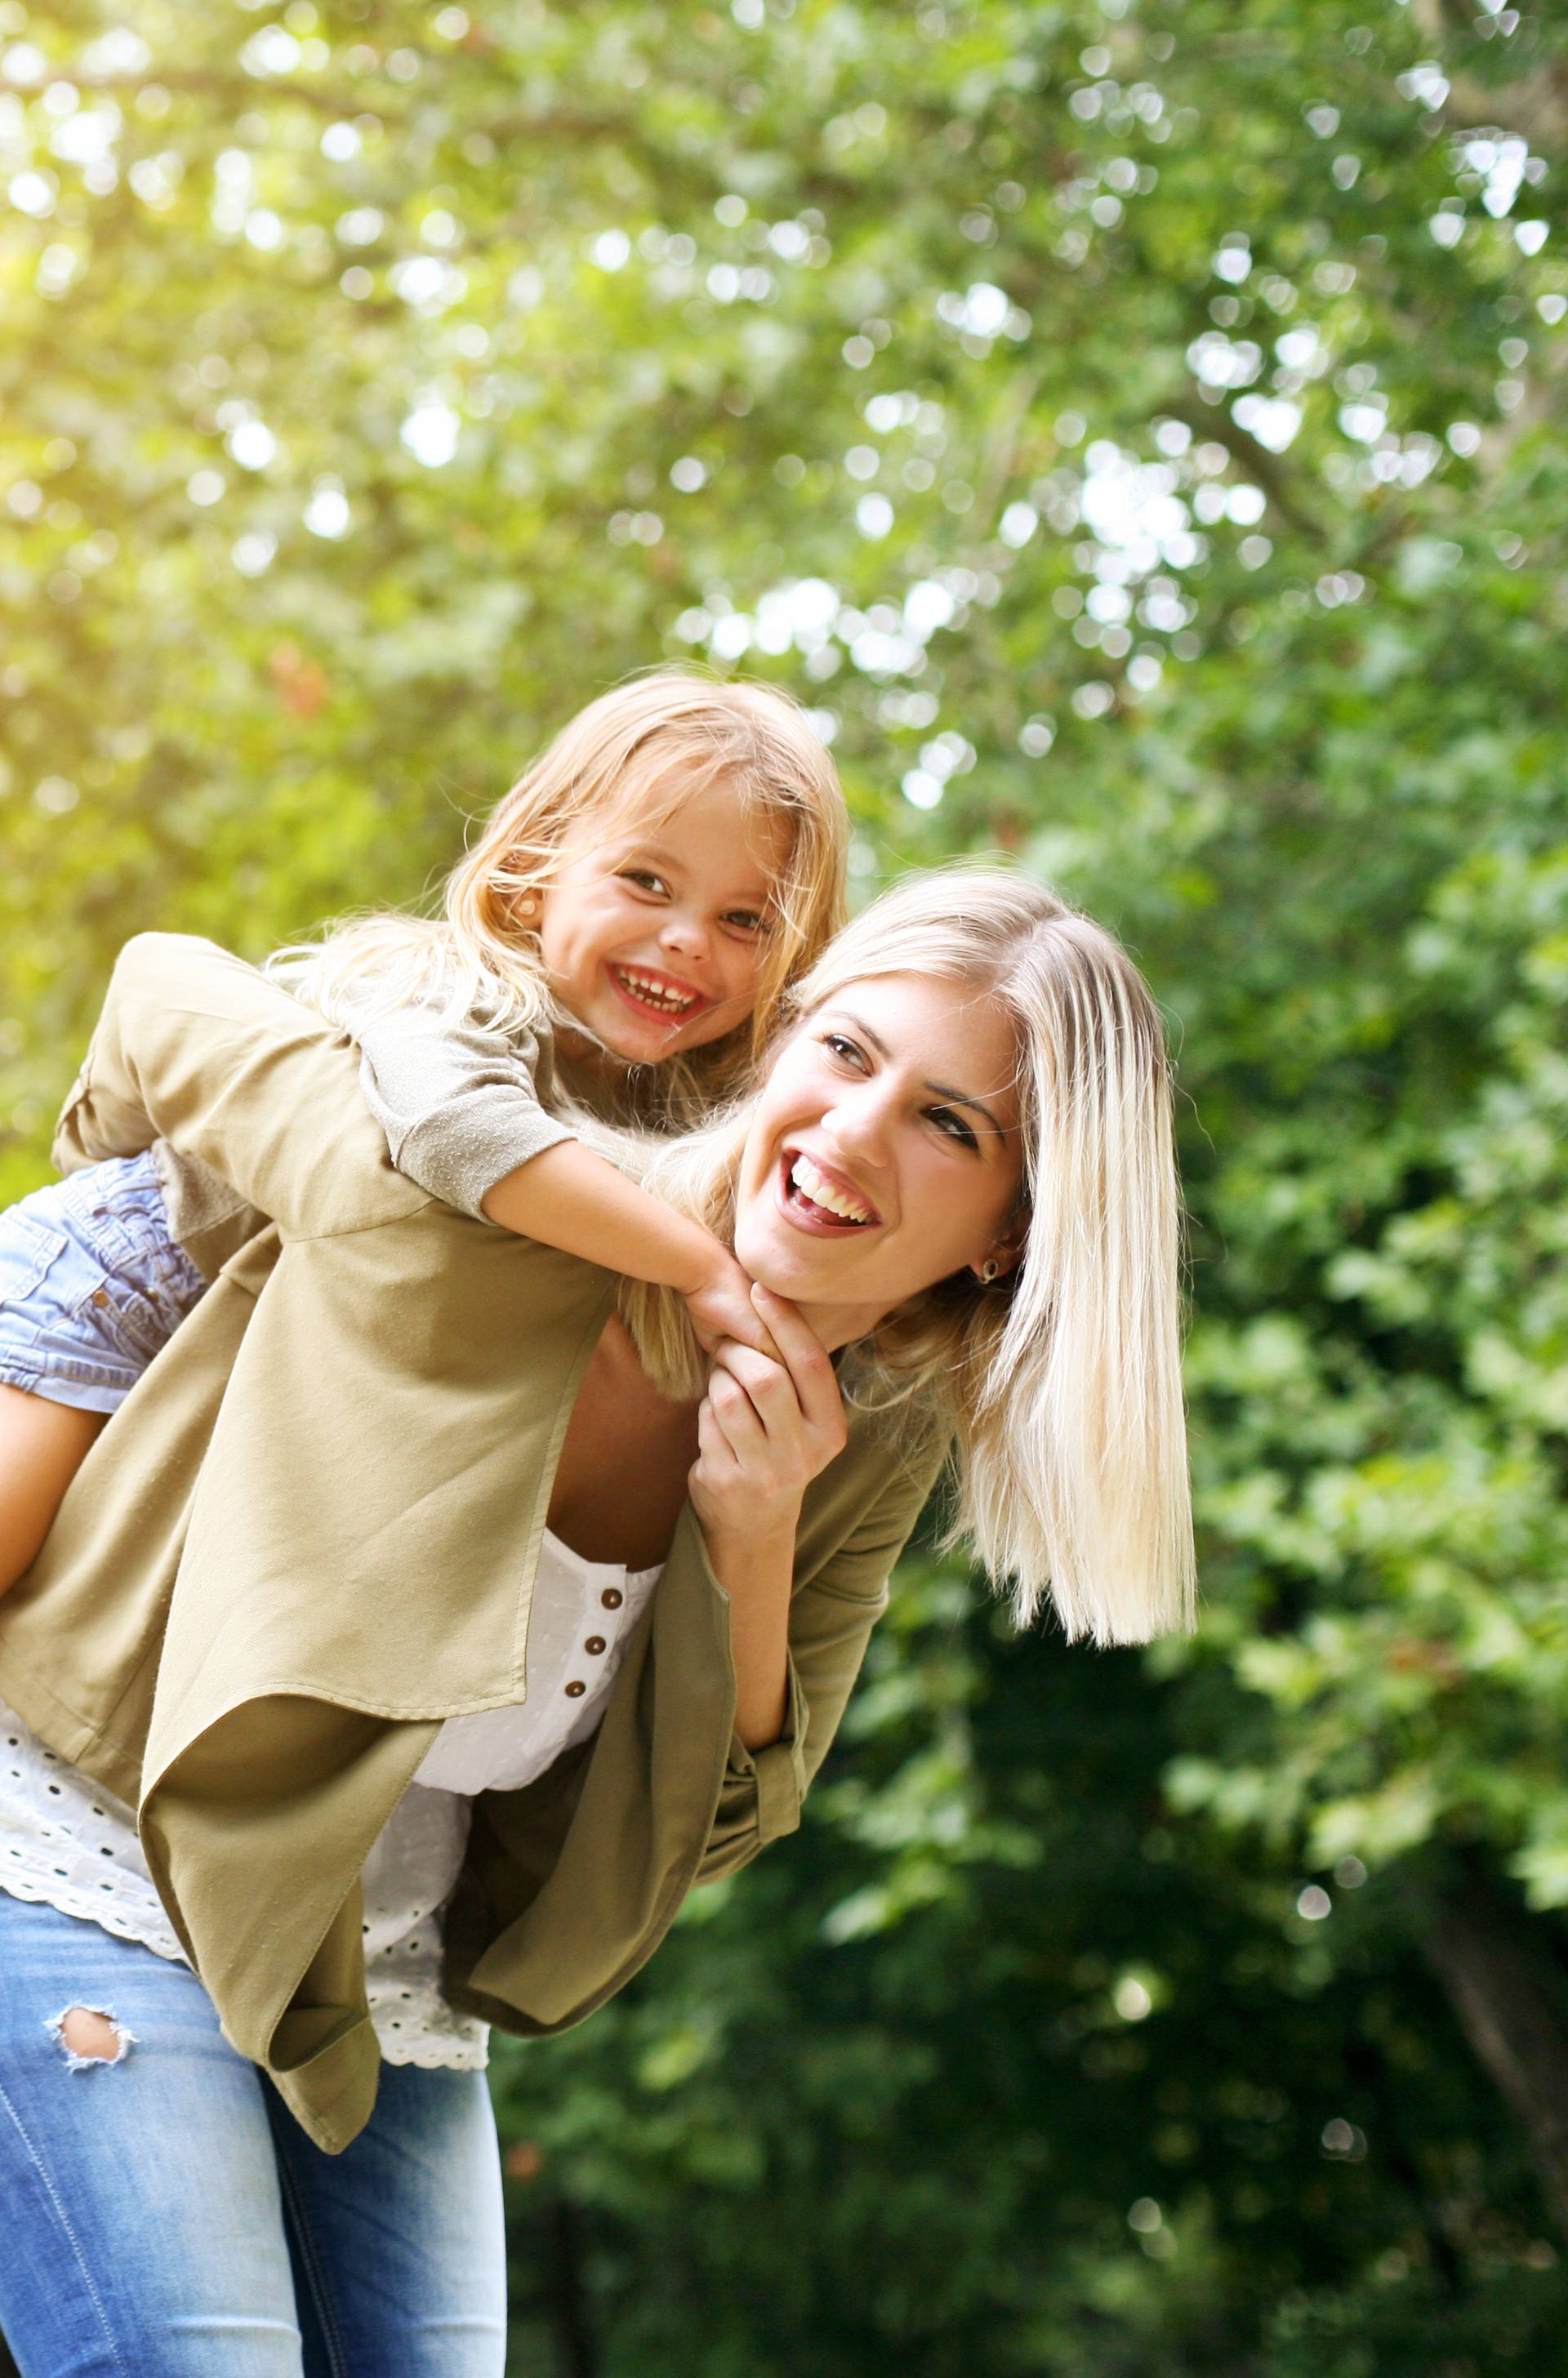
[0,668,849,1590]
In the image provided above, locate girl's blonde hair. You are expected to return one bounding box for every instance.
[615,867,1196,1646]
[270,670,849,1119]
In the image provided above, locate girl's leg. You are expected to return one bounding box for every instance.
[0,1153,207,1596]
[265,2059,509,2378]
[0,1893,305,2376]
[0,1386,104,1591]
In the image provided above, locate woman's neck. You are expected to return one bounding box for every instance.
[792,1298,891,1356]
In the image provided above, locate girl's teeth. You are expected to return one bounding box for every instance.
[790,1153,871,1224]
[618,969,694,1013]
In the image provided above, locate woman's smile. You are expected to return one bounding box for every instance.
[775,1147,883,1232]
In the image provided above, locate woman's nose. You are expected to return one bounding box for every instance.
[822,1087,895,1167]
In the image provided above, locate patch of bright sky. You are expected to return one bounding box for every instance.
[693,428,1223,692]
[1232,394,1303,452]
[1078,442,1200,571]
[1463,135,1530,218]
[401,399,461,467]
[228,418,278,470]
[49,105,119,167]
[390,256,466,311]
[304,481,350,537]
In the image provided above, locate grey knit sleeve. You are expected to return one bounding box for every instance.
[350,997,576,1222]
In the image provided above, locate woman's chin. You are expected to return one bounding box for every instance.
[740,1247,819,1301]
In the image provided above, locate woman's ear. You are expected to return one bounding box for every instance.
[971,1206,1029,1286]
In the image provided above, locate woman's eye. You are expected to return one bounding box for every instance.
[930,1107,979,1150]
[822,1032,866,1069]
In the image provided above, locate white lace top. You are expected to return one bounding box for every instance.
[0,1530,662,2069]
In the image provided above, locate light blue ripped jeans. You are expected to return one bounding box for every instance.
[0,1895,508,2376]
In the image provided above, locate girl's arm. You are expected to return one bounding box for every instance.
[58,938,768,1353]
[482,1146,768,1355]
[354,1000,773,1356]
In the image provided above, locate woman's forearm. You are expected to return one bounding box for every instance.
[699,1516,795,1751]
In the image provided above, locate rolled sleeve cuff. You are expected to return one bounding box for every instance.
[388,1102,577,1223]
[697,1650,807,1881]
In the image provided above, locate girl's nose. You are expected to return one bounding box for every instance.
[659,910,712,964]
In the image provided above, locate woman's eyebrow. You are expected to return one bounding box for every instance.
[828,1011,1009,1139]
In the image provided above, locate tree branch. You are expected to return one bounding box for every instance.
[1440,71,1568,149]
[1419,1873,1568,2242]
[1162,394,1325,542]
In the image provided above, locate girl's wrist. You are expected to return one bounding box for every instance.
[667,1222,730,1299]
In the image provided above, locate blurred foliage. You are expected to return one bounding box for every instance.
[3,0,1568,2369]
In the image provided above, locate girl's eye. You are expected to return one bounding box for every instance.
[929,1107,979,1151]
[723,910,769,936]
[621,870,668,897]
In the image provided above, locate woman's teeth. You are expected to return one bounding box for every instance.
[790,1151,872,1225]
[613,967,697,1015]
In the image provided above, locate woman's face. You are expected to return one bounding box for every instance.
[733,972,1026,1334]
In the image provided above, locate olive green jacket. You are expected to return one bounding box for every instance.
[0,937,950,2153]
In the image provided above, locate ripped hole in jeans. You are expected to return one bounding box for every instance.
[45,2005,136,2071]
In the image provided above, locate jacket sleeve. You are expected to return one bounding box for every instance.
[694,1427,953,1883]
[51,933,426,1241]
[351,1002,577,1223]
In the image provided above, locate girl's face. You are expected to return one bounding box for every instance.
[538,776,791,1065]
[733,973,1027,1341]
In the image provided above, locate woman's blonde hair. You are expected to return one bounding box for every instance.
[615,866,1196,1646]
[270,670,849,1118]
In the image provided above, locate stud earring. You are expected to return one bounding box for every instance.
[978,1256,1000,1285]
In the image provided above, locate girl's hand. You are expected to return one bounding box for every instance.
[688,1285,847,1547]
[682,1249,779,1361]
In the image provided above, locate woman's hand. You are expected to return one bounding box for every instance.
[689,1285,848,1750]
[688,1285,847,1548]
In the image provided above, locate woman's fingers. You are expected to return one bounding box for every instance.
[706,1368,768,1458]
[695,1394,736,1472]
[695,1390,747,1485]
[698,1292,849,1525]
[711,1338,789,1420]
[749,1285,846,1447]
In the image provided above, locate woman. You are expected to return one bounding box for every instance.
[0,868,1192,2376]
